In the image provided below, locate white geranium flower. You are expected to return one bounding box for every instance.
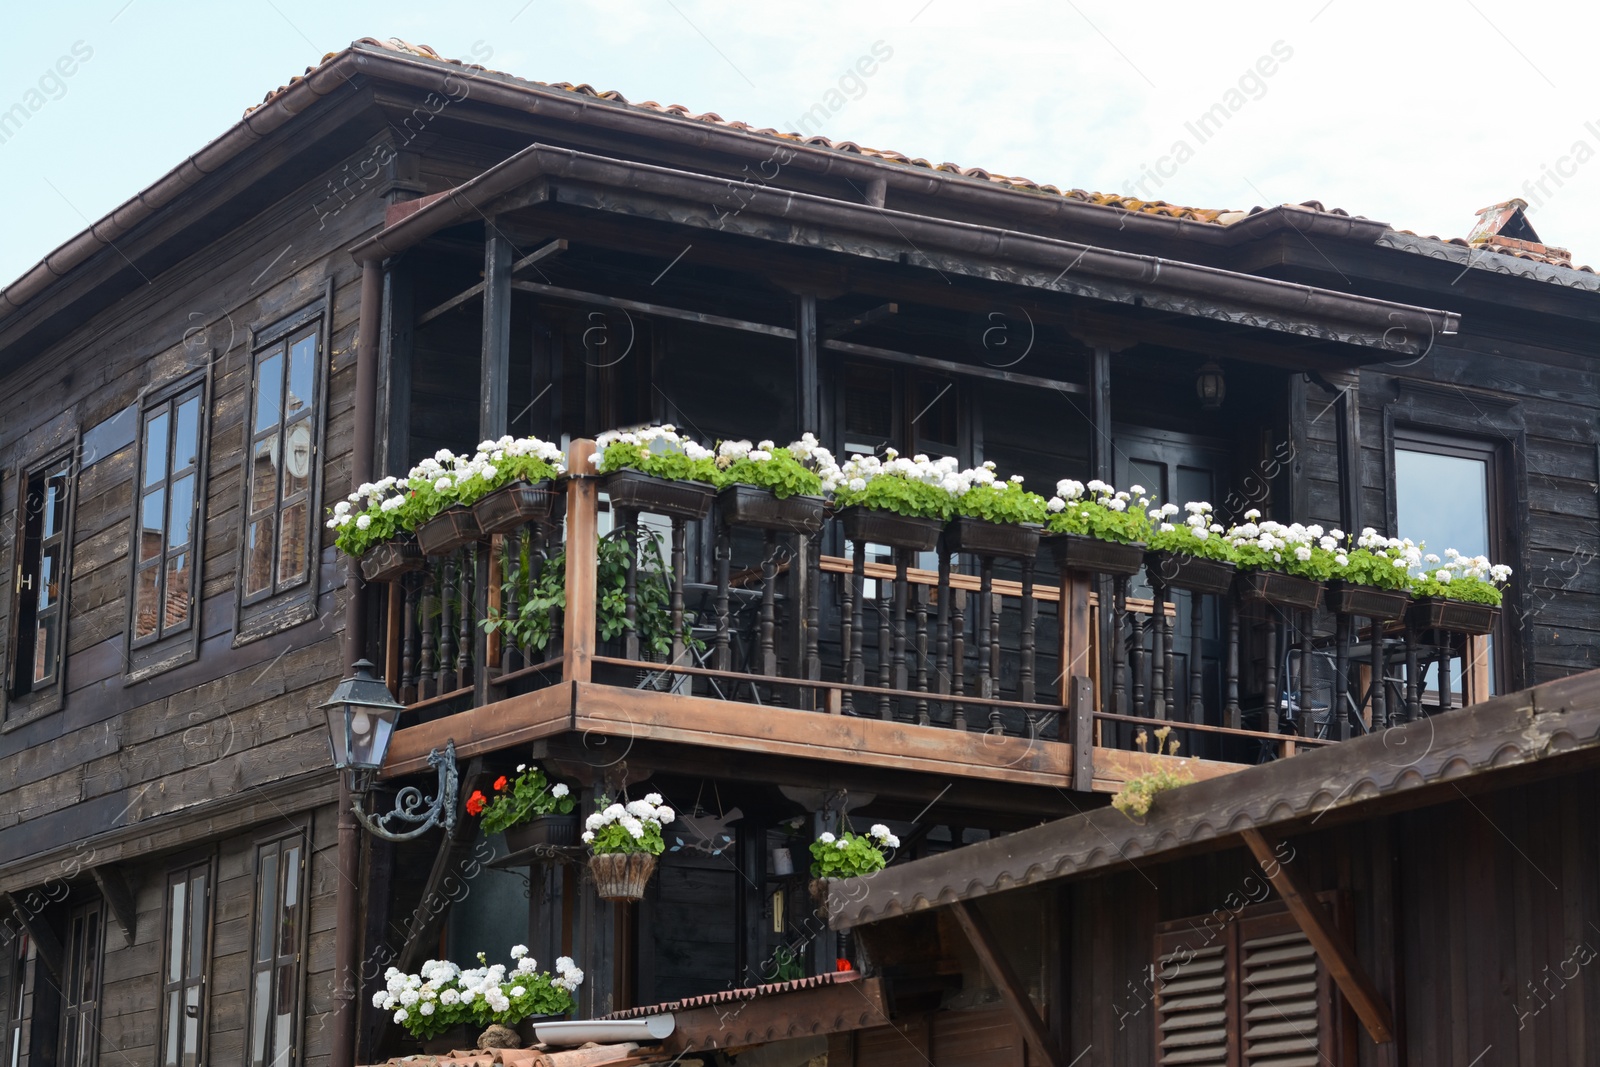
[394,1009,408,1023]
[552,782,569,798]
[818,832,836,844]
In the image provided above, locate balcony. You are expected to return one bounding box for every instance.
[373,441,1492,793]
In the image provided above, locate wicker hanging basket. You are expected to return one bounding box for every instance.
[589,852,658,902]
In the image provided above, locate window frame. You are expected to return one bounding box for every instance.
[245,829,309,1067]
[3,933,30,1067]
[159,856,215,1067]
[3,435,80,728]
[234,292,330,646]
[125,371,211,681]
[58,899,104,1067]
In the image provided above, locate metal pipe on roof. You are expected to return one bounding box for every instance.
[534,1015,676,1046]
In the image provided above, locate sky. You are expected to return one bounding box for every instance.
[4,1,1599,288]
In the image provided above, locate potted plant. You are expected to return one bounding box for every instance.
[1407,551,1510,634]
[830,449,957,551]
[582,793,676,902]
[373,949,584,1052]
[593,425,718,519]
[1040,480,1151,575]
[327,477,423,581]
[1324,528,1417,619]
[464,435,567,535]
[808,823,900,916]
[1145,501,1236,594]
[1224,512,1332,610]
[944,465,1047,559]
[467,762,578,854]
[712,435,832,533]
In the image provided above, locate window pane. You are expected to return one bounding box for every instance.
[277,501,307,586]
[145,411,170,487]
[273,961,294,1049]
[250,440,279,514]
[167,880,186,982]
[81,911,99,1002]
[1395,449,1489,560]
[168,476,194,550]
[43,467,69,539]
[255,852,277,963]
[164,555,191,631]
[164,989,182,1067]
[142,489,167,560]
[37,545,60,609]
[187,871,206,977]
[287,334,315,420]
[255,352,283,433]
[135,565,161,641]
[249,969,271,1067]
[182,985,200,1067]
[174,395,201,472]
[282,426,310,500]
[32,612,58,685]
[246,516,276,598]
[279,845,300,957]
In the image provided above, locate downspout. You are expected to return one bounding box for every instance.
[334,258,383,1067]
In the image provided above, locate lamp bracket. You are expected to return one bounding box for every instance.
[351,740,459,841]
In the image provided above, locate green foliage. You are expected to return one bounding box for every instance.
[1336,547,1413,591]
[594,441,718,483]
[378,952,582,1039]
[1111,727,1194,820]
[584,793,674,856]
[955,479,1049,525]
[808,825,898,879]
[1043,486,1152,544]
[714,446,823,498]
[1412,568,1503,606]
[831,473,956,520]
[1146,521,1233,562]
[472,764,576,835]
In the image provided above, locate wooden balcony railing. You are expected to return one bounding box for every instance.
[374,439,1493,780]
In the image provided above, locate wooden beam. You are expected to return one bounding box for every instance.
[1240,828,1395,1044]
[823,338,1087,395]
[416,281,484,327]
[563,441,599,684]
[509,279,796,339]
[0,891,64,981]
[511,238,568,275]
[90,865,137,946]
[481,222,513,441]
[949,901,1059,1067]
[822,301,897,340]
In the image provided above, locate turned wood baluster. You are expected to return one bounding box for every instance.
[401,574,418,703]
[713,524,732,672]
[1150,582,1167,720]
[759,530,779,681]
[1019,560,1037,709]
[1164,592,1176,718]
[1112,576,1129,717]
[418,566,437,700]
[1334,613,1350,741]
[977,557,995,710]
[840,560,854,714]
[622,510,641,662]
[951,590,967,731]
[805,530,823,693]
[877,565,892,720]
[1297,609,1313,734]
[1404,625,1421,722]
[848,541,867,712]
[670,518,688,669]
[500,531,520,674]
[892,550,911,720]
[438,556,457,693]
[915,586,930,726]
[989,589,1002,721]
[459,547,475,688]
[1224,595,1241,731]
[1188,593,1204,722]
[935,548,952,723]
[1370,616,1386,729]
[1436,635,1453,712]
[1263,619,1279,735]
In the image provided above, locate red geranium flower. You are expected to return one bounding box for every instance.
[466,790,487,816]
[836,958,853,972]
[494,775,508,791]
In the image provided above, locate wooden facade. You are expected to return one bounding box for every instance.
[0,37,1595,1067]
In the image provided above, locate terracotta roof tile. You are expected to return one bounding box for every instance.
[600,970,859,1020]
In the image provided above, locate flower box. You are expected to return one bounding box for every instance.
[837,506,944,552]
[602,470,716,520]
[1145,552,1236,596]
[359,537,424,582]
[504,813,580,854]
[1408,596,1500,635]
[943,517,1041,560]
[473,480,563,536]
[416,505,484,556]
[1042,533,1146,576]
[1325,580,1411,620]
[1235,569,1322,611]
[717,485,826,533]
[589,852,657,902]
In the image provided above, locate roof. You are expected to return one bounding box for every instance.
[827,667,1600,929]
[601,970,859,1020]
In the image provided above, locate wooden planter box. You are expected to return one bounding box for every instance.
[1235,569,1323,611]
[504,813,580,853]
[1408,596,1500,635]
[602,470,715,520]
[942,517,1041,560]
[837,506,944,552]
[717,485,826,533]
[416,506,483,556]
[358,537,423,582]
[1145,552,1236,596]
[1325,580,1411,620]
[473,480,563,536]
[1042,533,1146,576]
[589,852,657,902]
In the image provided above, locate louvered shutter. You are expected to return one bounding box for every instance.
[1153,931,1233,1066]
[1237,913,1325,1067]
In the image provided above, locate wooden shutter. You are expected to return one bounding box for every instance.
[1237,911,1326,1067]
[1153,931,1233,1066]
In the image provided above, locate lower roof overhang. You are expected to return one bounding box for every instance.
[827,667,1600,929]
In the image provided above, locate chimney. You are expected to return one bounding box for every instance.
[1466,199,1572,266]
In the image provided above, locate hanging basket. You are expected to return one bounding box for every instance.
[942,517,1042,560]
[1042,533,1146,576]
[1145,552,1236,595]
[717,485,826,533]
[602,470,716,520]
[1407,597,1500,635]
[589,852,658,902]
[473,480,563,536]
[1325,580,1411,620]
[837,506,944,552]
[809,877,833,917]
[359,537,424,582]
[1235,569,1323,611]
[416,505,484,556]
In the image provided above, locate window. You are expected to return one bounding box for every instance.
[133,383,205,648]
[59,901,102,1067]
[1152,901,1351,1066]
[161,862,211,1067]
[5,935,28,1067]
[248,835,304,1067]
[243,324,319,605]
[9,455,73,700]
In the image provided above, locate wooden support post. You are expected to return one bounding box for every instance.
[1241,829,1395,1044]
[90,866,138,947]
[480,222,512,441]
[1,891,64,982]
[563,441,600,685]
[950,902,1060,1067]
[1066,676,1095,793]
[795,293,820,436]
[1058,569,1092,705]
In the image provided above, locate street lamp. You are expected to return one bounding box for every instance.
[321,659,459,840]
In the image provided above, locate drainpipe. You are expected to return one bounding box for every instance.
[334,258,383,1067]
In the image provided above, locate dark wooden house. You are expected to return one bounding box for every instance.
[0,37,1593,1067]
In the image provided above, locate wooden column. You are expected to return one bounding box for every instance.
[563,440,600,684]
[1333,372,1362,537]
[795,292,820,436]
[480,222,513,442]
[379,265,414,477]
